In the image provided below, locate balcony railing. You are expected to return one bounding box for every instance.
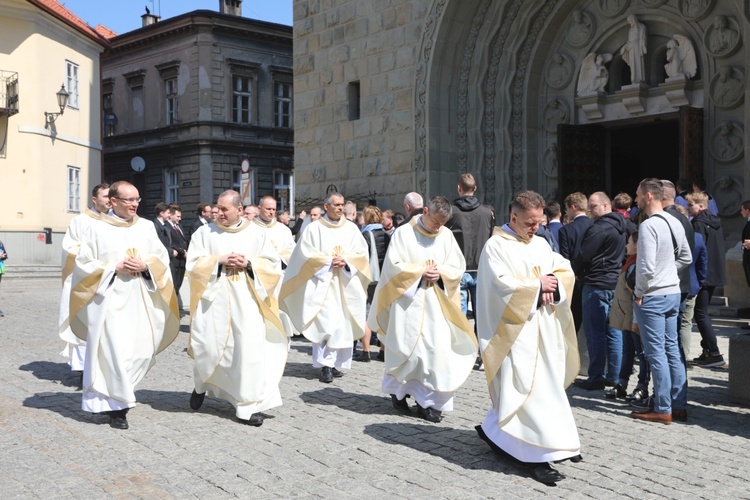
[0,71,19,117]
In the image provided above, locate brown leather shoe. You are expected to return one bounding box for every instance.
[672,409,688,422]
[631,411,672,424]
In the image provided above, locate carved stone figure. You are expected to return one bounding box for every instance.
[664,35,697,80]
[577,52,613,95]
[566,10,594,47]
[543,143,558,177]
[546,53,573,89]
[713,175,743,217]
[600,0,628,17]
[680,0,710,19]
[711,65,744,108]
[620,15,647,85]
[712,121,743,161]
[543,99,568,132]
[707,15,738,56]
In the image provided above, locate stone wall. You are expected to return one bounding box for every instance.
[293,0,431,210]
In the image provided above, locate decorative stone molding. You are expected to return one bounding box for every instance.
[543,143,558,178]
[659,76,690,108]
[575,92,607,120]
[703,15,741,58]
[565,9,595,48]
[542,99,569,132]
[616,82,649,114]
[641,0,667,6]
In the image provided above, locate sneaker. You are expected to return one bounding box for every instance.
[693,354,726,368]
[630,395,654,409]
[691,351,709,364]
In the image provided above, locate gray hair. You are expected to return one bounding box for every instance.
[426,195,453,220]
[324,192,344,205]
[404,192,424,209]
[660,179,676,202]
[218,190,242,207]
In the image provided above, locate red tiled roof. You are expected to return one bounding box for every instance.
[25,0,110,47]
[93,24,118,39]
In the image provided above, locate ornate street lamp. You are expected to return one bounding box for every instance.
[44,84,70,128]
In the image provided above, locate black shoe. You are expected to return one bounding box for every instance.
[531,463,565,485]
[108,409,129,430]
[190,390,206,410]
[630,395,654,409]
[75,371,83,391]
[604,380,615,388]
[416,402,443,423]
[604,384,627,399]
[240,414,263,427]
[331,367,344,378]
[353,351,371,362]
[319,366,333,383]
[376,350,385,362]
[625,387,648,402]
[391,394,411,414]
[693,354,726,368]
[574,379,605,391]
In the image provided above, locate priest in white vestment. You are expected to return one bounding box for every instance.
[476,190,581,485]
[280,193,370,383]
[187,190,287,426]
[58,183,110,387]
[253,196,298,339]
[70,181,180,430]
[368,196,476,423]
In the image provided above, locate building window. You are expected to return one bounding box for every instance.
[232,76,252,124]
[67,166,80,213]
[103,92,116,137]
[165,78,178,125]
[348,81,360,121]
[274,82,292,128]
[66,61,79,109]
[165,169,179,203]
[232,169,241,192]
[274,170,293,212]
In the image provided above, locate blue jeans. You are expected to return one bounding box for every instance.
[460,272,478,317]
[634,294,687,413]
[582,286,622,384]
[618,330,650,390]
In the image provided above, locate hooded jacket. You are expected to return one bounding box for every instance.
[575,211,627,290]
[691,210,726,287]
[446,196,494,271]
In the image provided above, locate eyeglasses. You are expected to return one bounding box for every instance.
[115,197,141,204]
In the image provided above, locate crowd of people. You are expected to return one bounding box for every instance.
[50,174,750,486]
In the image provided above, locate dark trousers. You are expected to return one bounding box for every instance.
[694,286,720,356]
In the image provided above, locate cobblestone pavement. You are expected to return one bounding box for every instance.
[1,278,749,499]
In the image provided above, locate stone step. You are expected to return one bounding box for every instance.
[713,317,750,328]
[710,295,729,307]
[3,264,62,280]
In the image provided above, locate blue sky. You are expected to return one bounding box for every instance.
[60,0,293,35]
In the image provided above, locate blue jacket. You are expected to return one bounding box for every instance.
[689,232,708,296]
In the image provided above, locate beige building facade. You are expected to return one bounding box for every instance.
[0,0,107,264]
[293,0,749,242]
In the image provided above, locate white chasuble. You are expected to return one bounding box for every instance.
[368,217,476,406]
[71,215,179,412]
[187,220,287,418]
[58,209,100,368]
[280,217,370,348]
[476,227,580,462]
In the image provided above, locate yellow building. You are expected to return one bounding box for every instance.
[0,0,108,264]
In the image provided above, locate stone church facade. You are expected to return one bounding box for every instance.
[293,0,749,238]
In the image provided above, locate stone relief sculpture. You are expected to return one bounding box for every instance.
[546,53,573,89]
[704,15,740,57]
[712,176,744,217]
[711,121,743,162]
[543,99,569,132]
[566,10,594,47]
[642,0,667,6]
[600,0,629,17]
[679,0,714,20]
[664,35,697,80]
[710,65,745,108]
[543,143,558,177]
[577,52,613,95]
[620,15,647,85]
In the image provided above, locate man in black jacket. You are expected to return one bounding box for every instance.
[168,203,188,311]
[445,174,494,320]
[188,203,211,246]
[153,202,172,253]
[686,192,726,367]
[574,192,627,390]
[403,192,424,224]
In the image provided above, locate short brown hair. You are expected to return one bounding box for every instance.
[363,205,382,224]
[511,190,546,213]
[564,192,587,210]
[612,192,632,210]
[457,173,476,193]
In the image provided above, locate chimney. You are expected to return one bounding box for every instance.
[220,0,242,16]
[141,6,160,27]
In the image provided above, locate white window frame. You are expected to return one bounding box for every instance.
[66,61,79,109]
[273,170,293,213]
[165,77,178,125]
[165,169,179,203]
[274,81,292,128]
[67,166,80,213]
[232,75,253,124]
